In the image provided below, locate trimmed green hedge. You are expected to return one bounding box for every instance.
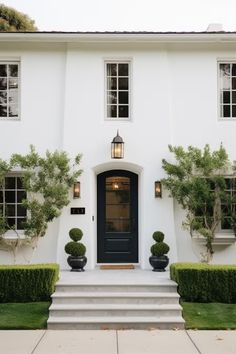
[170,263,236,303]
[0,263,59,303]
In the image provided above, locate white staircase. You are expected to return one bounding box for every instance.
[47,270,185,330]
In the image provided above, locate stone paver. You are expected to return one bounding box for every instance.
[0,330,45,354]
[188,330,236,354]
[33,330,117,354]
[117,330,199,354]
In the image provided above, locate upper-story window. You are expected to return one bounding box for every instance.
[219,62,236,119]
[0,176,27,231]
[105,61,130,119]
[0,62,19,120]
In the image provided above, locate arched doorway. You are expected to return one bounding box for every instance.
[97,170,138,263]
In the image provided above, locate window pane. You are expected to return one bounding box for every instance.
[107,105,117,118]
[5,177,15,189]
[106,219,130,232]
[221,217,231,230]
[232,91,236,104]
[222,91,230,104]
[9,78,18,89]
[107,91,117,104]
[0,92,7,104]
[17,191,26,203]
[17,218,26,230]
[118,78,128,90]
[118,105,129,118]
[9,105,18,117]
[0,192,2,203]
[118,63,129,76]
[9,89,18,105]
[232,78,236,90]
[232,105,236,117]
[223,105,230,117]
[6,204,15,217]
[7,218,15,228]
[0,64,7,77]
[106,205,130,219]
[107,77,117,90]
[17,177,23,189]
[232,64,236,76]
[5,191,15,203]
[107,63,117,76]
[0,105,7,117]
[0,204,3,216]
[9,65,18,77]
[0,78,7,90]
[17,205,27,217]
[119,91,129,104]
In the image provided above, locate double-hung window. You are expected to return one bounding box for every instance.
[0,61,19,120]
[219,62,236,119]
[105,61,130,119]
[0,176,27,231]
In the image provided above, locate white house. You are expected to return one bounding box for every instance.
[1,28,236,270]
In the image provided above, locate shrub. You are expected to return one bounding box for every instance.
[151,242,170,256]
[69,228,83,242]
[150,230,170,256]
[65,241,86,257]
[152,231,164,242]
[170,262,236,303]
[0,263,59,303]
[65,227,86,258]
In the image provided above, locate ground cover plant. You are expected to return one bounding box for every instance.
[0,302,50,329]
[182,302,236,329]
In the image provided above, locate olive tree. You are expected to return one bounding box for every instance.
[162,144,235,262]
[0,4,37,32]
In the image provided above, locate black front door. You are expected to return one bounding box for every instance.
[97,170,138,263]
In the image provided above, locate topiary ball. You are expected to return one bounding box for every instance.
[151,242,170,256]
[69,228,83,242]
[65,241,86,256]
[152,231,164,242]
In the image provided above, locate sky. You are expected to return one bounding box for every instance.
[2,0,236,32]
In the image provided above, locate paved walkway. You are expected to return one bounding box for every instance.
[1,330,236,354]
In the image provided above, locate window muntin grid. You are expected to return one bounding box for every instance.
[106,62,130,119]
[0,176,26,230]
[0,62,19,120]
[219,63,236,119]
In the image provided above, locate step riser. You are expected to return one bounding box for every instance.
[48,322,185,330]
[56,285,177,293]
[49,309,182,317]
[52,297,180,305]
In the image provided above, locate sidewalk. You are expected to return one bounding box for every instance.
[1,330,236,354]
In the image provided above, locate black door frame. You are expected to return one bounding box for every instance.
[97,169,138,263]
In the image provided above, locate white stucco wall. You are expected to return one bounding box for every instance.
[0,39,236,268]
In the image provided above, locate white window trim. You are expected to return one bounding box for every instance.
[104,58,132,121]
[217,59,236,121]
[0,59,20,121]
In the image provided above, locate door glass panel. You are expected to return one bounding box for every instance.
[105,176,131,233]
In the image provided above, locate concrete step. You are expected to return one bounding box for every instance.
[51,291,180,305]
[55,283,177,293]
[47,316,185,330]
[49,303,183,318]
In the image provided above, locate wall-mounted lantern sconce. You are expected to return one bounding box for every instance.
[73,182,81,198]
[111,130,124,159]
[155,181,162,198]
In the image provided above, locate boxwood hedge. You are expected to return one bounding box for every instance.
[0,263,59,303]
[170,263,236,303]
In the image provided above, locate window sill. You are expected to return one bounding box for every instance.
[192,234,236,245]
[1,232,26,240]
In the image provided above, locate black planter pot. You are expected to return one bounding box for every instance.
[67,256,87,272]
[149,255,169,272]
